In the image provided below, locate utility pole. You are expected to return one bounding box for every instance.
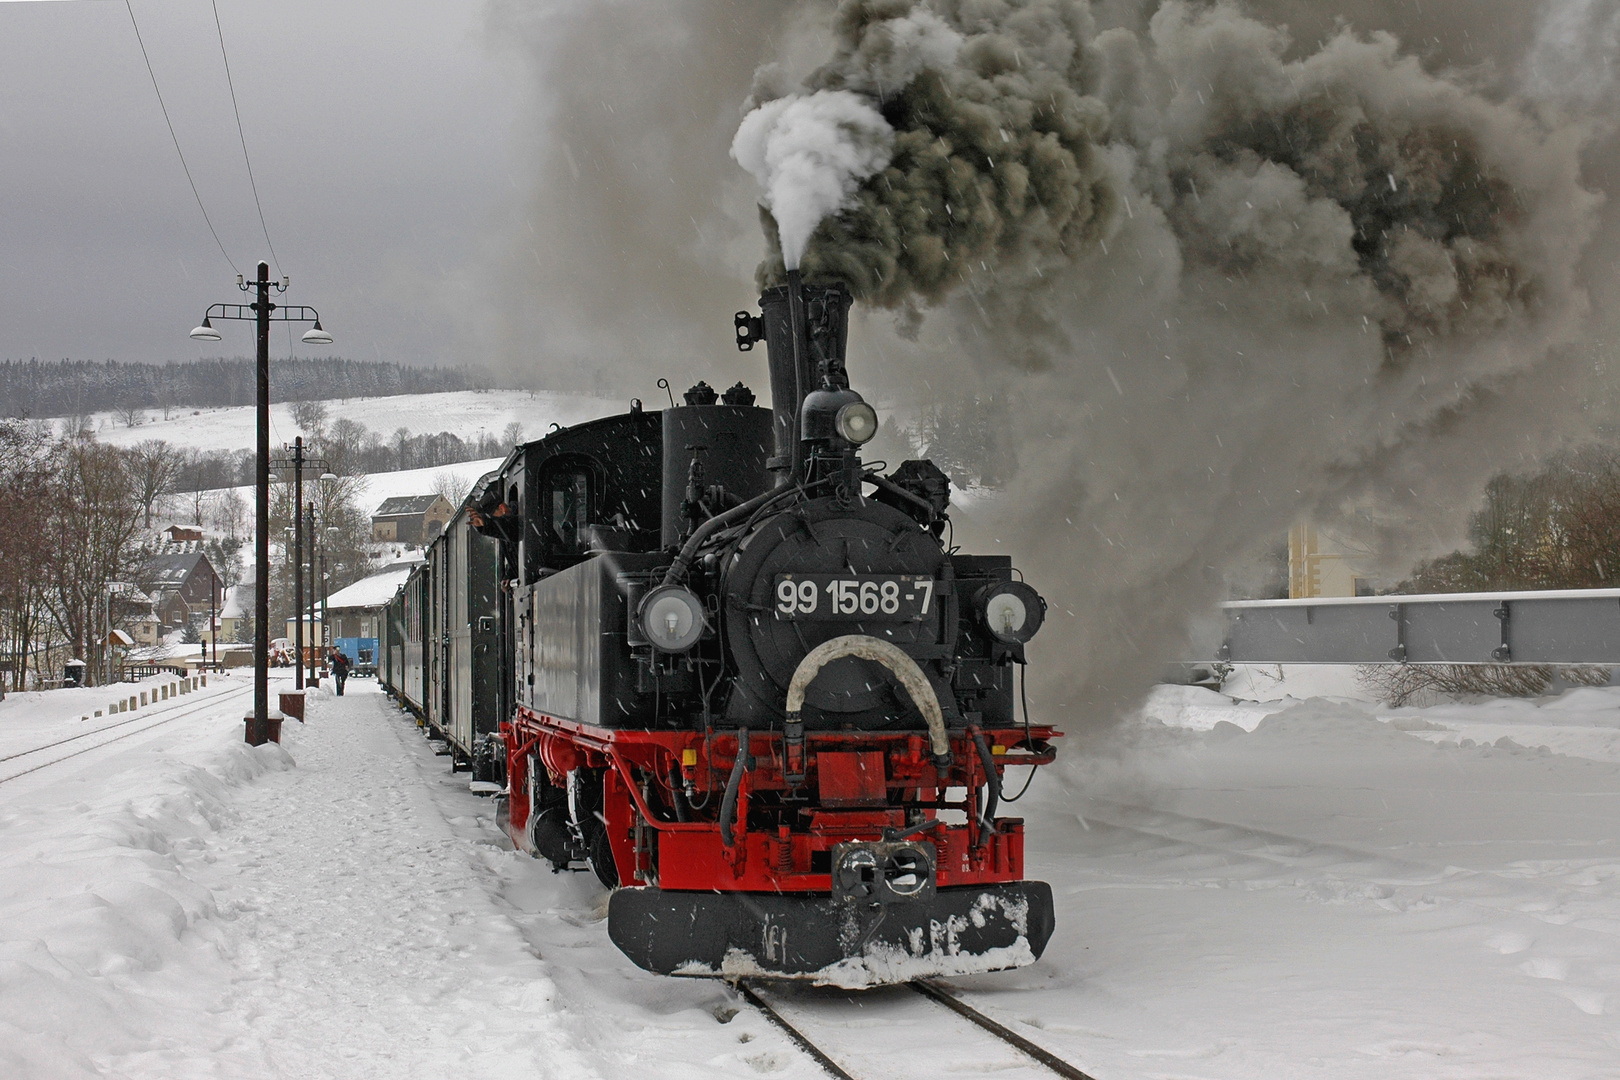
[308,503,319,683]
[190,264,331,738]
[319,545,330,650]
[271,439,328,690]
[209,569,218,668]
[291,438,304,689]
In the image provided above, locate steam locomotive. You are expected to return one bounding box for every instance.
[381,273,1058,984]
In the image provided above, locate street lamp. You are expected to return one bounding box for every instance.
[189,262,331,739]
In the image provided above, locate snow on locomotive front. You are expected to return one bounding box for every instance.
[477,272,1059,987]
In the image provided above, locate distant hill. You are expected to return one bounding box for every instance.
[0,358,491,419]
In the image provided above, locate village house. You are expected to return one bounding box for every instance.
[370,494,453,545]
[217,583,248,642]
[135,551,222,631]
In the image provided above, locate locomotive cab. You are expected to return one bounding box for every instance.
[482,272,1059,986]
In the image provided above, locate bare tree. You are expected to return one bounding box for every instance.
[212,487,247,542]
[310,474,375,598]
[1407,447,1620,592]
[322,417,369,475]
[290,399,328,434]
[186,481,208,526]
[0,422,53,695]
[116,401,145,428]
[501,421,525,448]
[1358,663,1611,707]
[432,469,473,509]
[41,439,143,684]
[128,440,182,528]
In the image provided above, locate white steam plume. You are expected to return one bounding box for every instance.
[731,91,895,270]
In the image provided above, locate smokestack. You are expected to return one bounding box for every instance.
[758,273,853,485]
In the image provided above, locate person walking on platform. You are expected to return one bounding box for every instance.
[330,647,351,696]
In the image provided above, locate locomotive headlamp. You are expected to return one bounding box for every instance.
[976,581,1046,644]
[638,585,706,652]
[834,401,878,445]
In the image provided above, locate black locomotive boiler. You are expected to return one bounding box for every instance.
[384,272,1058,986]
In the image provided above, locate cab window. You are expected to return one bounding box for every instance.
[545,466,592,556]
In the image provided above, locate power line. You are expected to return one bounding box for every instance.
[123,0,239,276]
[210,0,281,276]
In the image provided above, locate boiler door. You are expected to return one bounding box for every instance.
[724,498,950,716]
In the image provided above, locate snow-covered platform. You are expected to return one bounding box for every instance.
[2,674,1617,1077]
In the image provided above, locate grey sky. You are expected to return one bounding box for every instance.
[0,0,522,372]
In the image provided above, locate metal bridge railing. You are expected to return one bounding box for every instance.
[1221,588,1620,665]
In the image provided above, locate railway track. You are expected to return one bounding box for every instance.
[738,978,1100,1080]
[0,683,254,786]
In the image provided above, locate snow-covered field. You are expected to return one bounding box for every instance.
[4,674,1619,1078]
[68,389,624,453]
[108,388,630,532]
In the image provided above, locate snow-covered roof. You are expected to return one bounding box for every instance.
[111,584,154,606]
[138,551,212,588]
[320,566,415,612]
[375,548,427,569]
[374,494,445,518]
[125,642,191,661]
[219,585,248,619]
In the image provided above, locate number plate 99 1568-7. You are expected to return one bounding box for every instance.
[773,574,935,622]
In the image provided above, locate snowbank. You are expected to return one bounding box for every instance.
[7,664,1620,1077]
[0,682,293,1078]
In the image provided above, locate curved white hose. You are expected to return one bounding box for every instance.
[784,634,949,763]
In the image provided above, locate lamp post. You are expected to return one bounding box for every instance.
[190,262,332,736]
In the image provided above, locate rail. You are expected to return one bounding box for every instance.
[739,978,1101,1080]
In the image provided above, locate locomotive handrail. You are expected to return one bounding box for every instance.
[784,635,951,770]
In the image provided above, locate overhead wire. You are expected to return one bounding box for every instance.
[209,0,281,276]
[123,0,239,275]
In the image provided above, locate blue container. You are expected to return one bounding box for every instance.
[334,637,379,677]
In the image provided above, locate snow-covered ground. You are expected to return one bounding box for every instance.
[67,389,625,453]
[4,674,1619,1077]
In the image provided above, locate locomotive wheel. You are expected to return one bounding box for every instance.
[588,827,619,889]
[529,805,575,873]
[569,768,619,888]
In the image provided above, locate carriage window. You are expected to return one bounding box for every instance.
[546,468,591,555]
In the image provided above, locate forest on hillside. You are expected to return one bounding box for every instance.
[0,358,490,419]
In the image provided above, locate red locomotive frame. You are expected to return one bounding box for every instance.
[503,705,1060,892]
